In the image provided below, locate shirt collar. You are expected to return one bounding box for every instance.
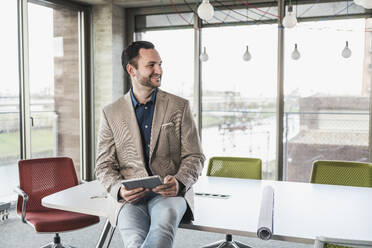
[130,88,157,108]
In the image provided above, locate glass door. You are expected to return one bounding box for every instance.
[27,2,82,174]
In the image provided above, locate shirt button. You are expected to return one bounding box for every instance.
[148,144,150,148]
[145,106,148,110]
[145,125,148,128]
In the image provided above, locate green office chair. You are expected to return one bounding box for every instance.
[202,157,262,248]
[206,157,262,179]
[310,160,372,188]
[314,236,372,248]
[311,160,372,248]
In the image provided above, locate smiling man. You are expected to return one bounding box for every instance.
[95,41,205,248]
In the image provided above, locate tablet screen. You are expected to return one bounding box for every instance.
[122,175,163,190]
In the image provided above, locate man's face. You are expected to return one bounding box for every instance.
[130,48,162,89]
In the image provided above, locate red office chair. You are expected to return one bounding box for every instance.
[15,157,100,248]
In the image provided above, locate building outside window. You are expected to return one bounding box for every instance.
[284,18,370,182]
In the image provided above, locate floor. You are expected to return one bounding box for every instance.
[0,208,313,248]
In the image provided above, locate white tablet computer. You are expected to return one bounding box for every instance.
[122,175,163,190]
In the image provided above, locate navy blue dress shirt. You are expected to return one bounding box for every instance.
[130,88,157,176]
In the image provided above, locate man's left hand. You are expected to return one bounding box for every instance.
[152,175,179,197]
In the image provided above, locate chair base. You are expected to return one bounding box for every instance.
[39,233,75,248]
[40,243,75,248]
[201,234,253,248]
[201,240,253,248]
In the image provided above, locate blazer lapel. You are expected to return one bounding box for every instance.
[121,92,145,165]
[149,89,169,160]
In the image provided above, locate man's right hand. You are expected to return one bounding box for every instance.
[120,186,149,203]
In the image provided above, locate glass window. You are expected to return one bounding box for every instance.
[131,1,372,181]
[0,0,20,202]
[28,3,82,175]
[284,18,369,182]
[139,29,195,109]
[201,24,278,179]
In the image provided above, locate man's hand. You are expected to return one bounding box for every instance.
[152,175,179,197]
[120,186,149,204]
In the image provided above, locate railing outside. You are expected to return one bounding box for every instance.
[0,111,58,201]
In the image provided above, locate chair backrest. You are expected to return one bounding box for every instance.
[206,157,262,179]
[314,236,372,248]
[17,157,78,214]
[310,160,372,187]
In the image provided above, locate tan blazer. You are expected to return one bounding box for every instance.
[95,89,205,226]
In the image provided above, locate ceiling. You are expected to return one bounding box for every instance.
[70,0,197,8]
[70,0,277,8]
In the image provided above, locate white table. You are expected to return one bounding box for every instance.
[42,177,372,247]
[42,180,113,248]
[42,180,108,217]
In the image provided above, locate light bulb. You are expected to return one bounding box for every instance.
[291,44,300,60]
[354,0,372,9]
[200,47,209,62]
[342,41,352,58]
[242,46,252,61]
[197,0,214,21]
[283,5,297,28]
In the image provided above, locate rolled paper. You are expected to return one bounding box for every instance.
[257,185,274,240]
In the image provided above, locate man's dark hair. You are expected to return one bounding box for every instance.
[121,41,155,74]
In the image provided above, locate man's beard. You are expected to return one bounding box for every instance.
[137,74,161,88]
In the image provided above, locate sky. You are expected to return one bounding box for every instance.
[0,1,19,96]
[0,2,54,97]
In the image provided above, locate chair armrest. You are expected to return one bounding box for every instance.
[14,186,28,223]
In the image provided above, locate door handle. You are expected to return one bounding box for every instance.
[30,116,34,127]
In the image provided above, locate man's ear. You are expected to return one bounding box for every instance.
[126,64,136,77]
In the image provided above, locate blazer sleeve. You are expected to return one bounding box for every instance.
[174,101,205,191]
[95,109,123,201]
